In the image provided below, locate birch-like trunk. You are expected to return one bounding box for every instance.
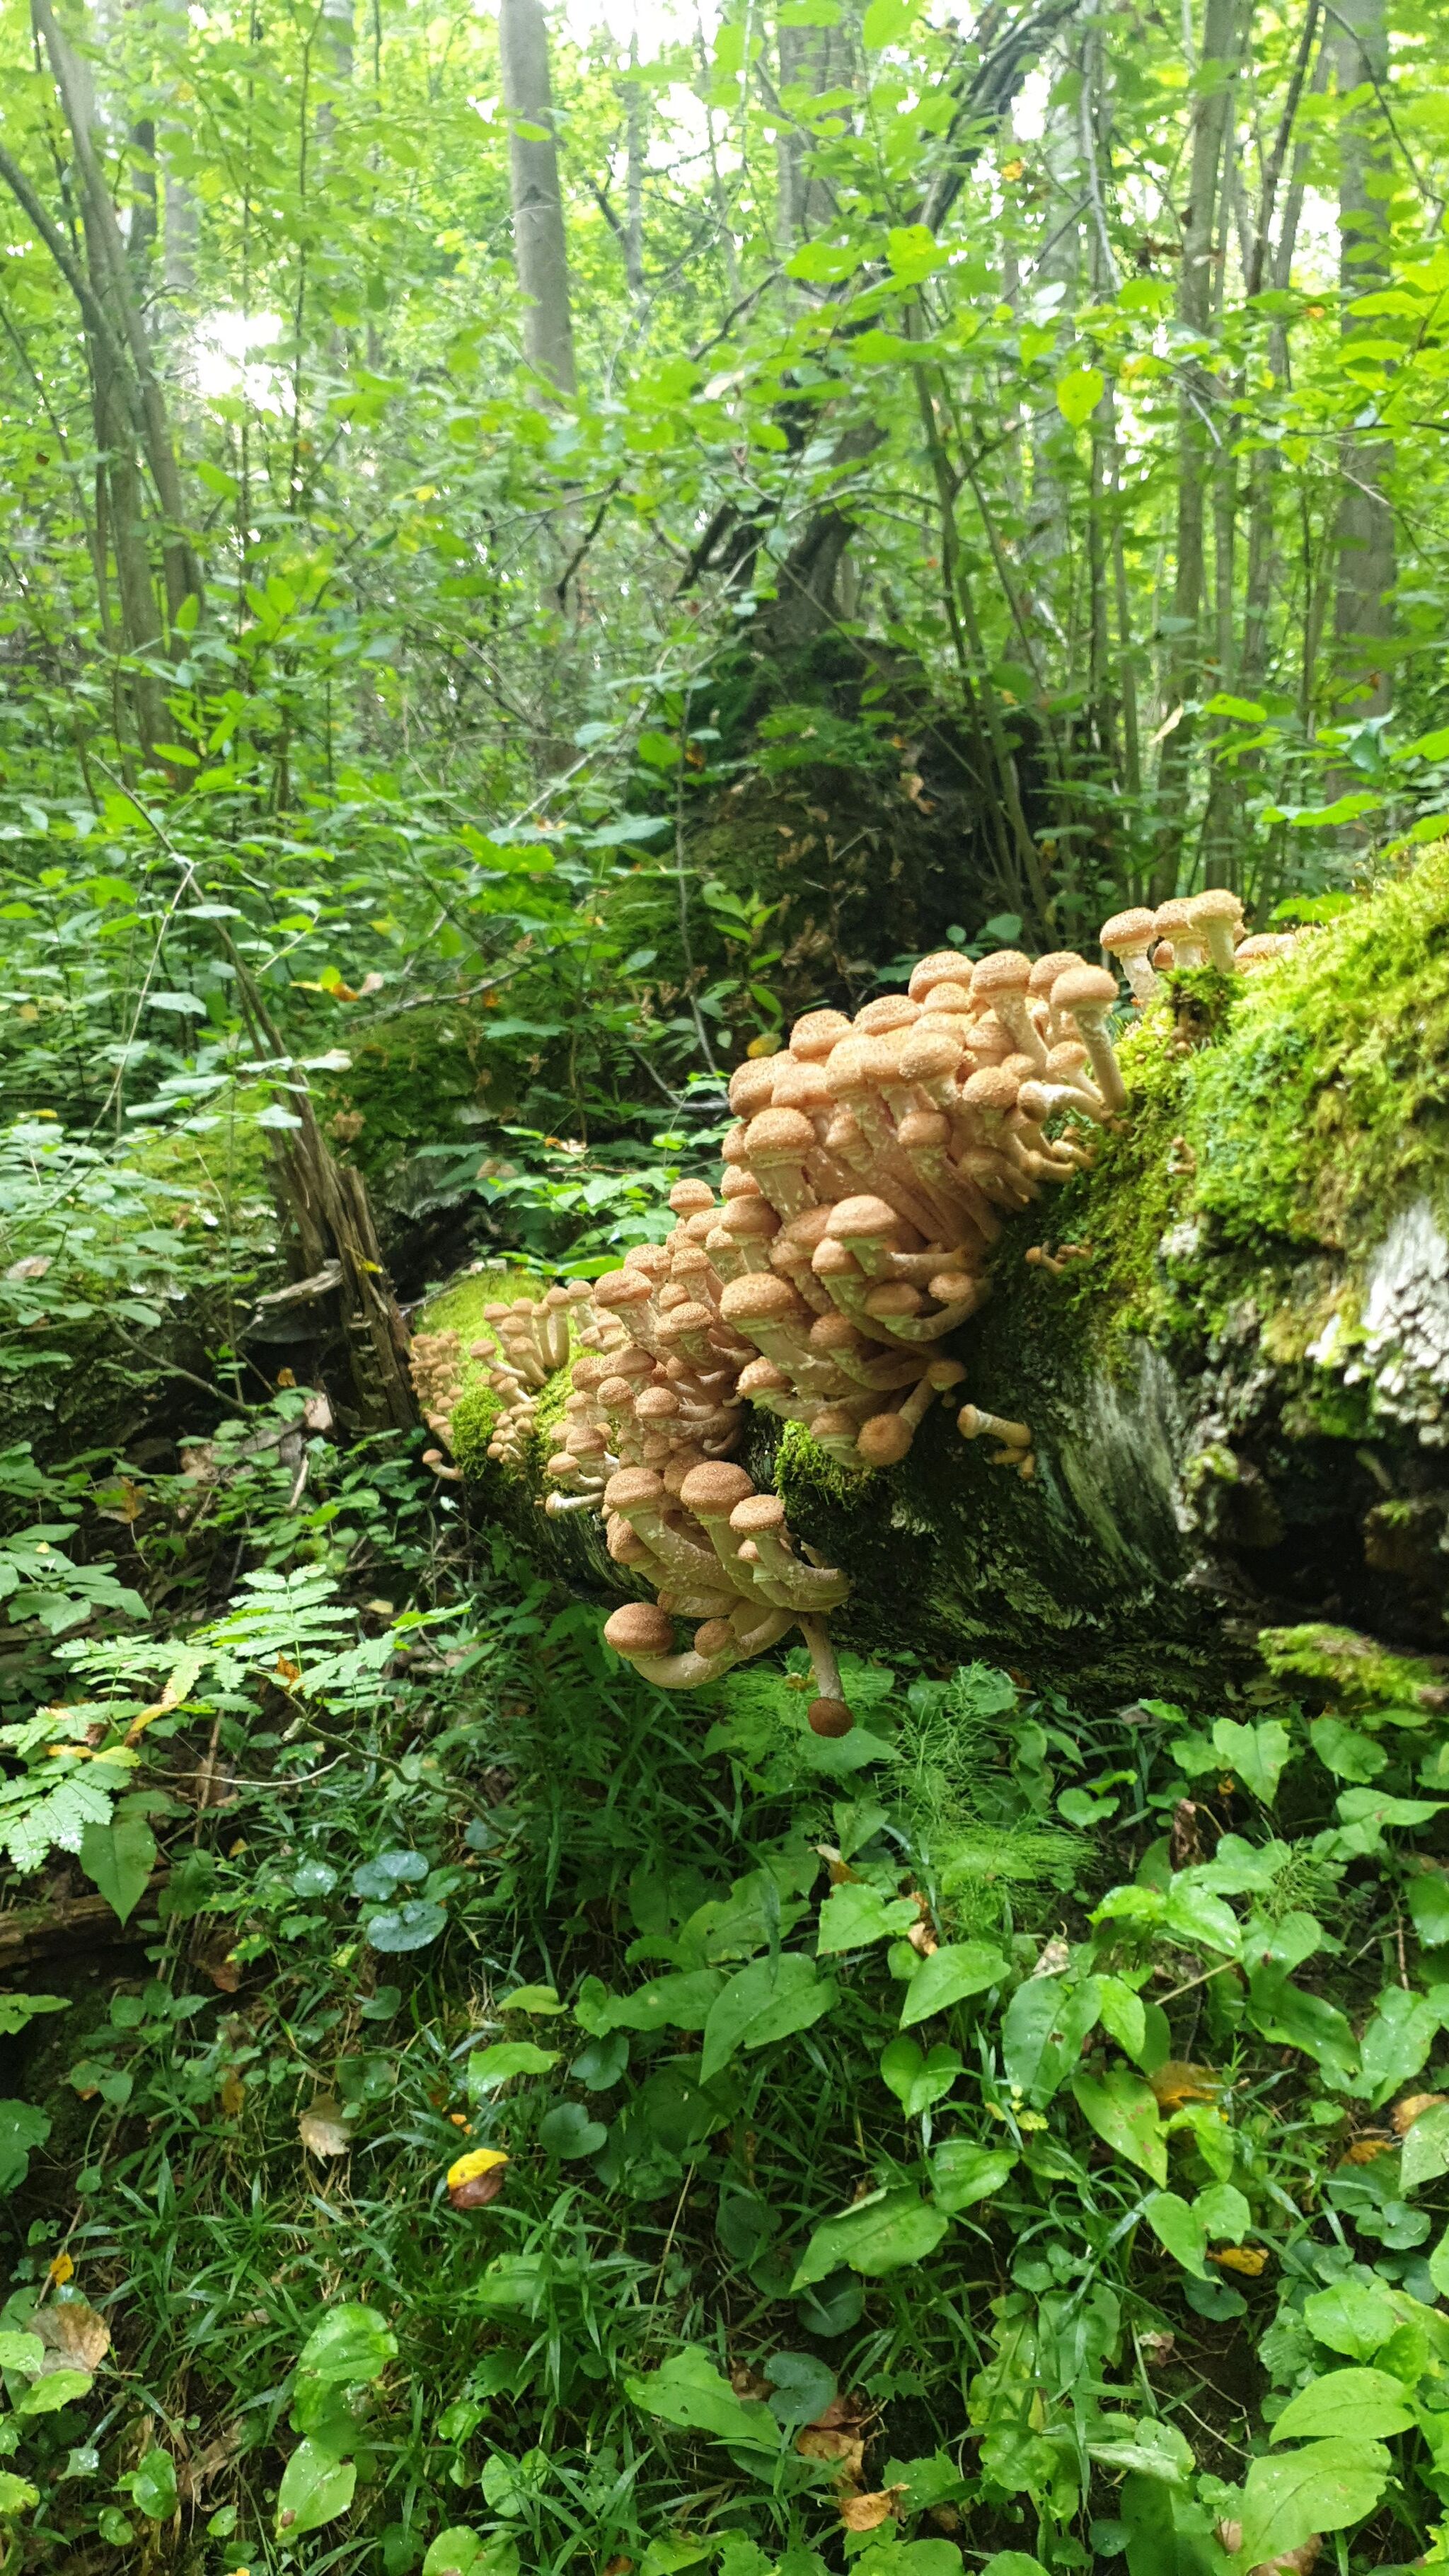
[498,0,577,398]
[1332,0,1395,717]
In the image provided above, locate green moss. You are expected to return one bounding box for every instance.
[1257,1622,1447,1711]
[775,1419,877,1511]
[1186,842,1449,1254]
[449,1379,504,1479]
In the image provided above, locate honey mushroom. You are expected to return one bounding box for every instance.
[412,894,1252,1704]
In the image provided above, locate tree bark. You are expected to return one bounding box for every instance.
[498,0,577,398]
[1152,0,1242,900]
[1332,0,1395,715]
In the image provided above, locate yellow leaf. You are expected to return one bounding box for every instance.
[1393,2092,1446,2136]
[47,2251,74,2287]
[1149,2060,1224,2110]
[1208,2244,1268,2276]
[446,2147,507,2190]
[838,2489,902,2532]
[219,2072,246,2117]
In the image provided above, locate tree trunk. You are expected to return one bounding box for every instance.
[498,0,577,398]
[1332,0,1395,715]
[1152,0,1241,900]
[775,6,845,253]
[439,842,1449,1699]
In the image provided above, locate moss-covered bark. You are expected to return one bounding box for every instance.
[439,847,1449,1697]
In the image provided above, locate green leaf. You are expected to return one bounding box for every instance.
[1401,2097,1449,2192]
[900,1940,1008,2028]
[817,1881,918,1953]
[422,2531,520,2576]
[125,2449,179,2519]
[1247,1970,1359,2087]
[1143,2191,1208,2278]
[1071,2069,1167,2185]
[498,1985,565,2014]
[763,2350,836,2428]
[364,1899,446,1952]
[0,2333,43,2377]
[791,2188,949,2289]
[1211,1719,1291,1806]
[981,2558,1049,2576]
[467,2043,561,2096]
[1056,366,1104,427]
[1204,694,1268,721]
[1271,2367,1414,2443]
[699,1956,836,2082]
[1235,2439,1388,2568]
[1310,1718,1385,1784]
[77,1810,156,1927]
[584,1972,724,2033]
[0,2477,37,2517]
[1303,2280,1403,2360]
[1087,2417,1194,2483]
[929,2139,1017,2212]
[16,2367,91,2413]
[879,2038,961,2117]
[537,2101,607,2159]
[0,2102,49,2194]
[1407,1873,1449,1947]
[1356,1985,1443,2107]
[862,0,919,45]
[625,2347,780,2451]
[1196,2181,1251,2242]
[1002,1972,1101,2101]
[297,2304,398,2384]
[1097,1976,1148,2063]
[276,2437,357,2537]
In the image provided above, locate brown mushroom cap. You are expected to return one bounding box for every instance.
[720,1167,762,1200]
[908,950,970,1002]
[863,1281,921,1318]
[1153,899,1195,938]
[744,1106,817,1162]
[596,1375,639,1409]
[679,1460,756,1516]
[920,979,974,1015]
[770,1059,831,1112]
[821,1039,872,1098]
[604,1467,666,1512]
[693,1618,734,1656]
[1046,1040,1092,1078]
[970,950,1033,1003]
[1099,907,1158,957]
[807,1311,865,1353]
[604,1602,676,1656]
[1028,949,1087,997]
[832,1194,903,1240]
[790,1008,853,1061]
[1053,963,1119,1017]
[720,1193,780,1242]
[669,1179,715,1215]
[720,1271,809,1325]
[737,1357,793,1397]
[855,995,920,1035]
[728,1059,781,1117]
[899,1025,962,1082]
[594,1269,652,1309]
[855,1411,914,1466]
[962,1064,1020,1112]
[897,1109,949,1150]
[656,1301,715,1342]
[635,1385,681,1420]
[775,1203,836,1252]
[809,1405,861,1443]
[810,1236,859,1279]
[729,1492,787,1534]
[808,1697,854,1738]
[1189,887,1243,928]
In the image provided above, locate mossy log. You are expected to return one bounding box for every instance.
[439,848,1449,1701]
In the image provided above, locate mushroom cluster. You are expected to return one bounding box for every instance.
[1102,888,1300,996]
[414,891,1269,1712]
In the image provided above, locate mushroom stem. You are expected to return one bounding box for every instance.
[957,1402,1032,1449]
[797,1614,843,1702]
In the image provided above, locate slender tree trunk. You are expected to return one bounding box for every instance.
[623,25,645,301]
[1152,0,1242,899]
[775,6,843,252]
[159,0,197,314]
[1332,0,1395,715]
[1240,15,1324,700]
[1023,58,1080,629]
[498,0,577,397]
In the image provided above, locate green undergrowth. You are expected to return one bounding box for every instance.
[3,1438,1449,2574]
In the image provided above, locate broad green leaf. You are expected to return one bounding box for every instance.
[1000,1973,1099,2101]
[16,2367,91,2414]
[1056,366,1104,427]
[1310,1718,1384,1784]
[1271,2367,1414,2444]
[1407,1873,1449,1947]
[1195,2181,1251,2242]
[125,2449,179,2519]
[930,2139,1017,2212]
[879,2038,961,2117]
[1401,2097,1449,2192]
[1204,694,1268,721]
[1356,1985,1442,2106]
[77,1810,156,1927]
[0,2333,42,2378]
[1247,1970,1358,2088]
[1235,2439,1388,2568]
[763,2350,836,2428]
[1143,2190,1207,2278]
[0,2477,37,2516]
[900,1940,1008,2028]
[297,2304,397,2384]
[584,1972,724,2033]
[625,2347,780,2451]
[276,2437,357,2537]
[1097,1976,1148,2062]
[537,2101,607,2159]
[467,2043,561,2096]
[1303,2279,1402,2360]
[1211,1719,1291,1806]
[423,2531,520,2576]
[699,1956,836,2081]
[817,1881,918,1953]
[0,2103,49,2195]
[792,2188,950,2289]
[862,0,919,45]
[1071,2069,1167,2186]
[1087,2416,1194,2483]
